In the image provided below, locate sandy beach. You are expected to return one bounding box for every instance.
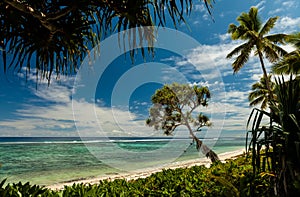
[46,149,245,190]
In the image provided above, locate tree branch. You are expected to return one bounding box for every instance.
[4,0,46,21]
[4,0,74,34]
[46,6,75,21]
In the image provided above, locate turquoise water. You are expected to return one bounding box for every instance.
[0,137,245,186]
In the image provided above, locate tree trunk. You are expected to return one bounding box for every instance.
[194,136,220,163]
[182,114,220,163]
[257,50,274,101]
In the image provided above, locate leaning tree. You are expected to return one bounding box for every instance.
[146,83,219,163]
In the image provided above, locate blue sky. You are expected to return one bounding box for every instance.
[1,0,300,137]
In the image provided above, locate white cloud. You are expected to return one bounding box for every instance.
[218,33,231,43]
[255,0,266,12]
[0,90,163,138]
[0,71,168,137]
[158,12,300,134]
[251,73,263,81]
[282,1,297,8]
[0,51,249,138]
[179,42,241,79]
[268,1,298,14]
[225,90,248,102]
[269,1,298,15]
[163,36,291,134]
[3,7,299,138]
[193,4,206,13]
[273,16,300,33]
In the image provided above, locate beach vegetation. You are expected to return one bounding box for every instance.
[246,75,300,196]
[146,83,219,163]
[0,178,48,197]
[0,154,276,196]
[228,6,300,196]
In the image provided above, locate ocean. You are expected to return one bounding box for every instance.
[0,137,245,186]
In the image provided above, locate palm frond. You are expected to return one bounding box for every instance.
[285,32,300,49]
[226,42,253,59]
[237,7,261,32]
[249,75,273,110]
[228,22,254,40]
[246,75,300,195]
[2,0,214,81]
[249,96,268,110]
[264,34,287,44]
[230,41,254,73]
[262,41,287,63]
[248,6,261,32]
[227,6,286,79]
[259,16,279,37]
[272,50,300,75]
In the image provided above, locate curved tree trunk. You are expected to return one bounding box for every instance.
[194,136,220,163]
[182,114,220,163]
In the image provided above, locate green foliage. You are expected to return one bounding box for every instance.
[272,33,300,75]
[0,155,276,196]
[246,75,300,196]
[226,6,287,98]
[248,75,275,110]
[0,0,215,81]
[228,8,299,194]
[0,179,49,197]
[146,83,219,162]
[146,83,211,135]
[229,6,300,197]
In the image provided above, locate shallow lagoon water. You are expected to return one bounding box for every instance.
[0,137,245,186]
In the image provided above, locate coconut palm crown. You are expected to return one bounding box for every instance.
[248,74,275,110]
[226,6,287,97]
[272,33,300,75]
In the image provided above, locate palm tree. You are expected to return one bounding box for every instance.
[247,75,300,195]
[0,0,214,82]
[272,33,300,75]
[249,74,275,110]
[226,7,287,99]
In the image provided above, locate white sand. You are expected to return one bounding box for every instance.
[46,149,245,190]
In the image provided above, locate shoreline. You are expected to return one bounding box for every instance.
[46,148,246,191]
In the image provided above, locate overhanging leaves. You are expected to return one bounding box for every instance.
[0,0,215,82]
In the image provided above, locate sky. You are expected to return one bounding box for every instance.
[0,0,300,138]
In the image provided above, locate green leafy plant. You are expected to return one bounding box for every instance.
[246,75,300,196]
[272,33,300,75]
[0,0,215,82]
[0,179,48,197]
[146,83,219,163]
[248,75,275,110]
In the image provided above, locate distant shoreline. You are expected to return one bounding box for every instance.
[46,148,246,191]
